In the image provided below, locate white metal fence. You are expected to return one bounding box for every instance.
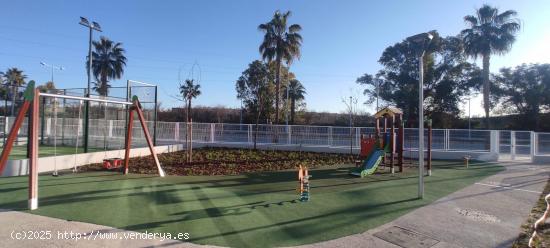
[2,117,549,159]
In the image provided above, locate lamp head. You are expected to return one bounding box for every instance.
[79,17,89,27]
[92,21,102,32]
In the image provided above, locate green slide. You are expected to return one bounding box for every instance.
[350,149,384,177]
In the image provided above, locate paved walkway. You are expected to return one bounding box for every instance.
[296,162,549,248]
[1,162,547,248]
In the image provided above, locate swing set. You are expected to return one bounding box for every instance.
[0,81,165,210]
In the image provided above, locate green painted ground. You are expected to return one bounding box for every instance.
[4,145,104,160]
[0,160,503,247]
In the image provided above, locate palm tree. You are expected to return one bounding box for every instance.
[89,36,127,96]
[259,10,302,124]
[282,79,306,124]
[3,68,27,116]
[179,79,201,122]
[461,5,520,129]
[37,81,57,93]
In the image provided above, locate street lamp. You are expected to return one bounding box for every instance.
[39,62,64,145]
[40,62,64,84]
[407,32,433,199]
[79,17,102,153]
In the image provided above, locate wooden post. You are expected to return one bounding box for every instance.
[28,89,39,210]
[134,97,165,177]
[123,110,134,175]
[390,115,395,173]
[375,118,380,141]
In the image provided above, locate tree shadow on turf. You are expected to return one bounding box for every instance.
[182,197,421,246]
[0,163,503,212]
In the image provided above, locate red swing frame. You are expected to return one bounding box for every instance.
[0,82,164,210]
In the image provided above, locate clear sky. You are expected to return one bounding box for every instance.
[1,0,549,116]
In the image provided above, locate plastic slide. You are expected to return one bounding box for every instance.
[350,149,384,177]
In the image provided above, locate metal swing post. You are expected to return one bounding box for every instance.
[124,96,165,177]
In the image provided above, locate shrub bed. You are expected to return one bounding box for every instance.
[82,147,355,176]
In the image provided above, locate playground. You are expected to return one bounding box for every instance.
[0,160,503,247]
[0,82,547,247]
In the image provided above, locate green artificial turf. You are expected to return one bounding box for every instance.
[0,160,504,247]
[5,145,104,160]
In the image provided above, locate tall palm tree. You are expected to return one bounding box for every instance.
[37,81,57,93]
[3,68,27,116]
[259,10,302,124]
[282,79,306,124]
[461,5,520,129]
[179,79,201,122]
[89,36,127,96]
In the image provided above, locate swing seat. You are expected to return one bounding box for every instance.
[103,158,123,170]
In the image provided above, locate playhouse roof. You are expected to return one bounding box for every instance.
[374,106,403,118]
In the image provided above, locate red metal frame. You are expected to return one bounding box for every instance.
[0,101,31,173]
[123,98,165,177]
[0,87,165,210]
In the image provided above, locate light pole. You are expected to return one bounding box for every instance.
[79,17,102,153]
[407,32,433,199]
[40,62,64,84]
[39,62,64,145]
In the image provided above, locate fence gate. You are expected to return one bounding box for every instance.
[499,130,534,161]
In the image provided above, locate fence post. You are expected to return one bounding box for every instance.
[174,122,179,142]
[248,124,252,144]
[489,130,499,156]
[108,120,113,138]
[511,131,516,160]
[355,128,360,148]
[287,125,292,145]
[445,129,449,151]
[3,116,9,145]
[46,117,51,136]
[328,126,332,147]
[531,131,536,160]
[210,123,215,143]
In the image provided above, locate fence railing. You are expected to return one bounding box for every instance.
[1,117,549,158]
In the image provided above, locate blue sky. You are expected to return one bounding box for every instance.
[1,0,549,116]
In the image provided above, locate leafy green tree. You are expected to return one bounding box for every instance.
[259,10,302,124]
[3,68,27,116]
[89,36,127,96]
[461,4,521,129]
[357,32,480,128]
[494,64,550,131]
[236,60,272,149]
[282,79,306,124]
[179,79,202,122]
